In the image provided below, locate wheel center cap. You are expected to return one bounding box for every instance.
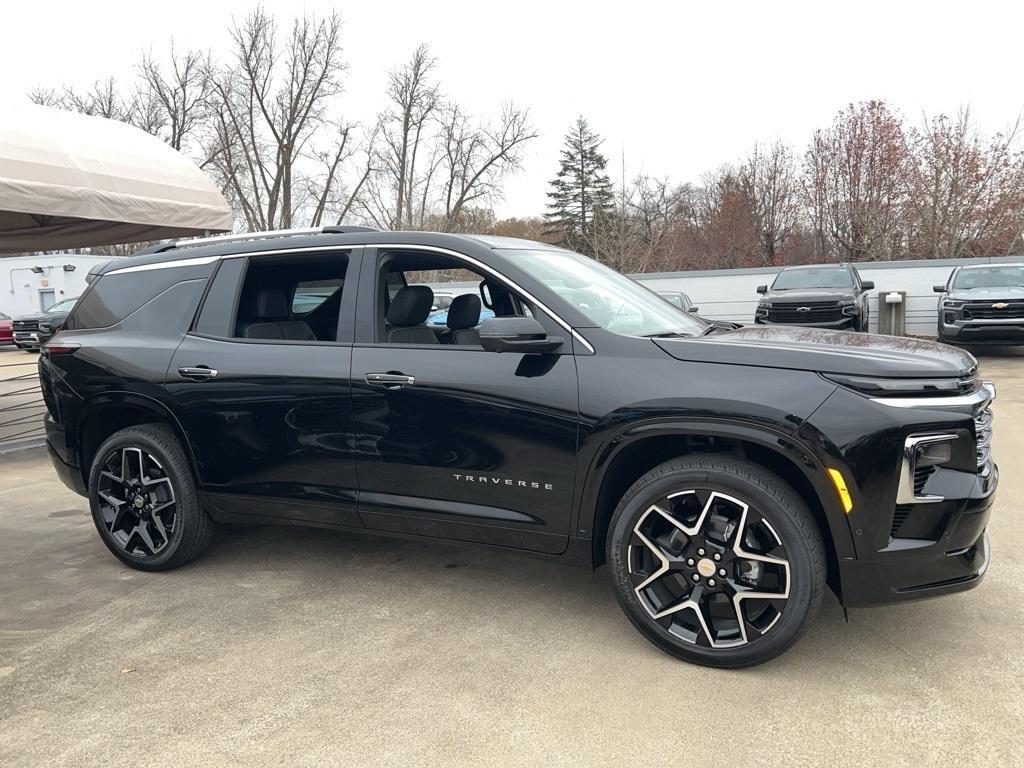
[133,497,145,509]
[696,558,716,578]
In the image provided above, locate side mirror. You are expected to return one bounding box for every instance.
[933,285,947,293]
[861,280,875,290]
[687,306,700,313]
[756,285,768,295]
[479,317,563,354]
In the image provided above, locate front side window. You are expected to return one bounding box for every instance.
[771,267,853,291]
[45,298,78,313]
[952,265,1024,290]
[376,252,529,346]
[504,249,706,337]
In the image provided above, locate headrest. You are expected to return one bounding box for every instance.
[255,289,289,319]
[446,294,481,331]
[387,285,434,327]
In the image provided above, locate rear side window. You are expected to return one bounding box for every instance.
[65,264,215,330]
[194,259,245,337]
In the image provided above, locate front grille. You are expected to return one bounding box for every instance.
[13,320,38,332]
[963,301,1024,319]
[767,301,843,323]
[975,402,994,470]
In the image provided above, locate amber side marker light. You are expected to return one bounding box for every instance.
[827,468,854,514]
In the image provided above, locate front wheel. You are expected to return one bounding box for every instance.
[608,455,826,668]
[88,424,215,571]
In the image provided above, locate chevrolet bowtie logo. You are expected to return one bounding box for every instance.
[992,302,1009,309]
[796,306,811,312]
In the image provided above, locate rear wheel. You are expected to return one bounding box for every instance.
[608,455,825,668]
[88,424,214,571]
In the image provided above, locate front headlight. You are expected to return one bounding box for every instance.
[755,303,769,317]
[38,322,51,333]
[839,300,859,316]
[822,373,976,396]
[942,300,964,310]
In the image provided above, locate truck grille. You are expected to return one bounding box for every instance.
[767,301,843,323]
[13,320,39,332]
[963,301,1024,320]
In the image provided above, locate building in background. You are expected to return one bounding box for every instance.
[1,254,113,317]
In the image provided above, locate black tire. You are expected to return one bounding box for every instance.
[607,455,825,668]
[87,424,215,571]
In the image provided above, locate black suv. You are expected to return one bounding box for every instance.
[755,264,873,331]
[934,263,1024,346]
[13,296,78,350]
[40,230,997,668]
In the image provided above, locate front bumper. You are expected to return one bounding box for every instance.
[839,463,996,606]
[939,318,1024,345]
[12,331,45,348]
[754,316,858,330]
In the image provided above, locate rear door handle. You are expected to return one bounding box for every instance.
[365,372,415,389]
[178,366,218,381]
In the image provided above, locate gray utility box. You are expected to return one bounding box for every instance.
[877,290,907,336]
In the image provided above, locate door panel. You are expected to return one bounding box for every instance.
[165,335,361,527]
[351,346,579,553]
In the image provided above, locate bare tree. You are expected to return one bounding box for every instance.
[204,8,347,230]
[742,141,800,265]
[905,109,1024,258]
[804,101,909,262]
[139,46,212,152]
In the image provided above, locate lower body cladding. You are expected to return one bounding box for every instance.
[939,318,1024,346]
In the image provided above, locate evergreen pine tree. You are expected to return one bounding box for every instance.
[544,116,614,255]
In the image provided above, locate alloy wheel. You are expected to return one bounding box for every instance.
[627,489,790,649]
[95,446,177,557]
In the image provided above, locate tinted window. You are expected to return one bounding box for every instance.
[229,251,349,343]
[194,258,246,337]
[293,279,344,314]
[66,264,212,330]
[952,266,1024,289]
[771,267,853,291]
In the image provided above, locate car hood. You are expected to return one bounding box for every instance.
[14,310,69,322]
[760,289,854,303]
[654,325,976,378]
[945,286,1024,301]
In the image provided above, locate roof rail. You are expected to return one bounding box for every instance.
[140,225,382,253]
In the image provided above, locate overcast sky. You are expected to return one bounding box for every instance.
[2,0,1022,218]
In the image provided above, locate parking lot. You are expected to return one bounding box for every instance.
[0,344,1022,767]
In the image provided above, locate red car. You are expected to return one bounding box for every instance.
[0,311,13,344]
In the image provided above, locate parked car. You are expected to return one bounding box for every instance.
[0,311,12,344]
[934,263,1024,346]
[40,230,996,668]
[754,264,873,331]
[12,296,79,350]
[658,291,699,313]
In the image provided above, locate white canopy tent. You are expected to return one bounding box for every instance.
[0,104,232,254]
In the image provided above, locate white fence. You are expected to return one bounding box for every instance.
[633,255,1024,337]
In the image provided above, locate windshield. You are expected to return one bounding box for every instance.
[952,266,1024,290]
[45,298,78,312]
[772,267,853,291]
[506,249,708,337]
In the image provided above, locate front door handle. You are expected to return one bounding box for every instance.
[365,372,416,389]
[178,366,218,381]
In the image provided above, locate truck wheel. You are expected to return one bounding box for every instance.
[87,424,215,571]
[608,455,825,668]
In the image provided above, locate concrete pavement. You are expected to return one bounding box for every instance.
[0,349,1022,767]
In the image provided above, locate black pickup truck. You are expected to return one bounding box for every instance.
[755,264,873,331]
[12,296,78,350]
[38,230,996,668]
